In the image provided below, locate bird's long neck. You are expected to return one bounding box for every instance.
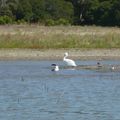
[63,55,67,61]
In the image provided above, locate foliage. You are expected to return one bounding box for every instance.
[0,0,120,26]
[45,18,70,26]
[56,18,70,25]
[45,19,55,26]
[0,0,18,17]
[16,0,33,22]
[17,19,27,24]
[0,15,13,24]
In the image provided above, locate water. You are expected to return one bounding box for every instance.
[0,60,120,120]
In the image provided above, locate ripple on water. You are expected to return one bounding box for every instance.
[0,60,120,120]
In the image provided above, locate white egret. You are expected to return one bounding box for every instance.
[63,52,77,67]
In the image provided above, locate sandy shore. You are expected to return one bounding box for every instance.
[0,49,120,60]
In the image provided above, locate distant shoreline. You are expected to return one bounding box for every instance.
[0,49,120,60]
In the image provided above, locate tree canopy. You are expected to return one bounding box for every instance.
[0,0,120,26]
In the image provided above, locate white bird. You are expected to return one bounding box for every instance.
[51,64,59,71]
[63,52,77,67]
[111,66,115,70]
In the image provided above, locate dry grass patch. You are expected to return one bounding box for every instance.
[0,25,120,49]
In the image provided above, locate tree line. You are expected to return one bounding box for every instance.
[0,0,120,26]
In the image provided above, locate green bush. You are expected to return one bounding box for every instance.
[0,16,13,24]
[0,17,6,24]
[17,19,27,24]
[56,18,70,25]
[45,18,70,26]
[45,19,55,26]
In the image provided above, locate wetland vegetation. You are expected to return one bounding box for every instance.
[0,25,120,49]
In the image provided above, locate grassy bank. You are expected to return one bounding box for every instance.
[0,25,120,49]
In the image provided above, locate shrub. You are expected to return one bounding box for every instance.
[17,19,27,24]
[45,18,71,26]
[0,17,6,24]
[56,18,70,25]
[0,16,13,24]
[45,19,55,26]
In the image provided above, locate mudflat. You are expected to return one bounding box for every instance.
[0,49,120,60]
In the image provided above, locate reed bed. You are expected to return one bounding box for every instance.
[0,25,120,49]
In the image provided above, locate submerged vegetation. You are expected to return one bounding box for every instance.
[0,25,120,49]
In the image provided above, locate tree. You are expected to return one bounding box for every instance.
[108,0,120,26]
[83,0,99,24]
[44,0,73,22]
[30,0,45,22]
[94,1,112,25]
[0,0,18,17]
[16,0,32,22]
[0,0,120,26]
[65,0,93,24]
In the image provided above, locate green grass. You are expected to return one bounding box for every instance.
[0,25,120,49]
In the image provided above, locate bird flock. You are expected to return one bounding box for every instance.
[51,52,77,71]
[51,52,117,72]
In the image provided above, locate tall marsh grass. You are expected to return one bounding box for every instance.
[0,25,120,49]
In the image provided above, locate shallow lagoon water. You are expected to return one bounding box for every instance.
[0,60,120,120]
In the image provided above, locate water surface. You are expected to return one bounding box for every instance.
[0,60,120,120]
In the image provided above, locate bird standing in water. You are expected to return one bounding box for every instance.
[63,52,77,67]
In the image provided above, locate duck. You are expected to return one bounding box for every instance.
[51,64,59,71]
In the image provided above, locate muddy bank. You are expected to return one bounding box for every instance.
[0,49,120,60]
